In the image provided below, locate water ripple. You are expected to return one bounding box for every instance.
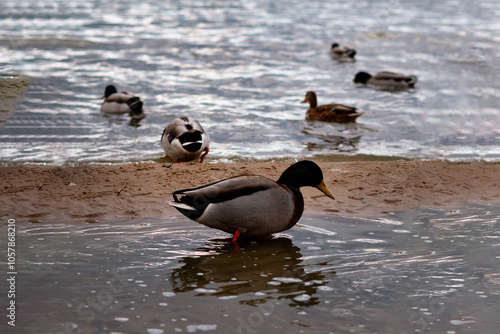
[1,0,500,163]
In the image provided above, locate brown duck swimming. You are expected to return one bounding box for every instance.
[169,160,335,241]
[301,91,363,123]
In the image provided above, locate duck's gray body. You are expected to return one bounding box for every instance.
[170,175,303,237]
[100,85,143,114]
[161,117,210,162]
[329,42,356,61]
[169,160,336,239]
[354,71,417,90]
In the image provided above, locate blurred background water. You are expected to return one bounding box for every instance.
[0,0,499,164]
[2,204,499,334]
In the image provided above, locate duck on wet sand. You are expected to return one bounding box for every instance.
[301,91,363,123]
[169,160,335,241]
[161,117,210,163]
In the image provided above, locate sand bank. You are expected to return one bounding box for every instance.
[0,74,29,116]
[1,160,499,223]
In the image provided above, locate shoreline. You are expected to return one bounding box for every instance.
[1,160,499,223]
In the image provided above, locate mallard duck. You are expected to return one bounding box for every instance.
[353,71,417,89]
[161,117,210,163]
[100,85,144,114]
[301,91,363,123]
[329,42,356,61]
[169,160,335,241]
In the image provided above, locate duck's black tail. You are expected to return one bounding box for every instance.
[126,97,143,114]
[406,76,418,87]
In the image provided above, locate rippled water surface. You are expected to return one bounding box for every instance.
[2,204,499,333]
[1,0,500,164]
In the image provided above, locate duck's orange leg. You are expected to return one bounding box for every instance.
[232,230,240,242]
[199,147,209,163]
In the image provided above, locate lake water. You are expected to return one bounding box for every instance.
[1,204,499,334]
[1,0,500,164]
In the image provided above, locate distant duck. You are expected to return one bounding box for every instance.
[161,117,210,163]
[301,91,363,123]
[353,71,417,90]
[329,42,356,61]
[100,85,144,115]
[169,160,335,241]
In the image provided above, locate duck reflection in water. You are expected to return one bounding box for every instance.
[102,112,146,128]
[305,135,361,153]
[302,124,362,153]
[170,238,330,306]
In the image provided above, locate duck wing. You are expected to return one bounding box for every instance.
[331,48,347,55]
[373,71,403,80]
[374,71,417,84]
[317,103,357,115]
[163,117,206,142]
[170,175,278,219]
[162,119,184,143]
[330,46,356,58]
[106,92,137,103]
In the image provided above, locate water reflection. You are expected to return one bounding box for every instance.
[302,123,362,153]
[305,134,361,153]
[128,113,146,127]
[102,112,146,128]
[171,238,327,306]
[5,205,500,333]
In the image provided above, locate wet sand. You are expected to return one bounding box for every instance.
[0,74,29,116]
[1,160,499,223]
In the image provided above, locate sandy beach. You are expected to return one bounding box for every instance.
[1,160,498,223]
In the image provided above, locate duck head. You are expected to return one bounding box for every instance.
[277,160,335,199]
[102,85,118,98]
[301,91,318,108]
[353,72,372,84]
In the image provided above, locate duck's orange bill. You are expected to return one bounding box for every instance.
[316,180,335,200]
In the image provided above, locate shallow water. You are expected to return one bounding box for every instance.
[2,204,499,333]
[1,0,500,164]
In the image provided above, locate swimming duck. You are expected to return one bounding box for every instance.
[161,117,210,163]
[169,160,335,241]
[100,85,144,114]
[329,42,356,61]
[301,91,363,123]
[353,71,417,89]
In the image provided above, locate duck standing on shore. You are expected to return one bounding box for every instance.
[301,91,362,123]
[169,160,335,241]
[161,117,210,163]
